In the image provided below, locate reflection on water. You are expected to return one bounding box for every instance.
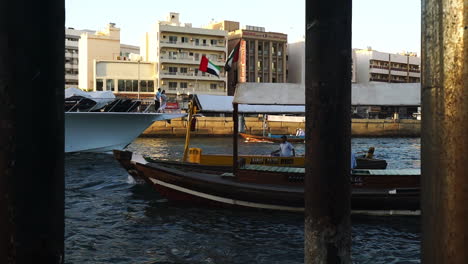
[66,137,421,264]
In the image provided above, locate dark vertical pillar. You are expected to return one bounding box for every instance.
[0,0,64,263]
[421,1,468,263]
[232,103,239,174]
[304,0,352,263]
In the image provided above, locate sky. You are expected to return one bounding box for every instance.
[65,0,421,55]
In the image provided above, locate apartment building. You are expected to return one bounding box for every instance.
[222,24,288,95]
[354,48,421,83]
[65,27,94,88]
[141,13,228,100]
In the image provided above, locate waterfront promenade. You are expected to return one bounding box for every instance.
[142,117,421,137]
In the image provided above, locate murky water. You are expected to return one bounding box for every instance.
[65,137,420,263]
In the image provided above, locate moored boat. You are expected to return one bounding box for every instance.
[64,87,186,153]
[114,150,420,212]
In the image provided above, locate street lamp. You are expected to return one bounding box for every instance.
[137,58,141,100]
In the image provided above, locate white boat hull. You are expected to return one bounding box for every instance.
[65,112,184,153]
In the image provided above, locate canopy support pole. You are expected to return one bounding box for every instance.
[233,103,239,174]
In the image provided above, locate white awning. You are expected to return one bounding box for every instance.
[233,82,420,106]
[233,83,305,105]
[195,82,420,113]
[352,83,420,106]
[195,94,305,113]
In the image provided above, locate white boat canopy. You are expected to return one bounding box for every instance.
[232,82,421,106]
[233,83,305,105]
[195,82,420,113]
[65,87,116,111]
[194,94,305,114]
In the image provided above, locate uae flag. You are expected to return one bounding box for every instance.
[199,55,220,77]
[224,41,240,71]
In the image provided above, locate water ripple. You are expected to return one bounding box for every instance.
[66,137,421,263]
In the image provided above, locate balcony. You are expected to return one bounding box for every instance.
[369,64,388,70]
[390,70,409,76]
[159,56,225,66]
[159,41,226,52]
[160,71,226,81]
[65,74,78,81]
[65,63,78,69]
[65,39,78,48]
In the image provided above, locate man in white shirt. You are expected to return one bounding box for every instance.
[271,135,296,157]
[154,88,161,111]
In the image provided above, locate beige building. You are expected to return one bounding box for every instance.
[78,23,150,98]
[221,24,288,95]
[354,48,421,83]
[95,59,156,99]
[141,13,228,100]
[78,23,122,90]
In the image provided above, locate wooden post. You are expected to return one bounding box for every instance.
[421,0,468,263]
[0,0,64,262]
[304,0,352,263]
[233,103,239,174]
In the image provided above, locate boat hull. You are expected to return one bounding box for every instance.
[114,150,420,213]
[65,112,185,153]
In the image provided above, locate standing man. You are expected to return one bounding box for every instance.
[271,135,296,157]
[154,88,161,111]
[158,90,167,113]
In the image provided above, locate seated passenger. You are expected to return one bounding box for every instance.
[365,147,375,159]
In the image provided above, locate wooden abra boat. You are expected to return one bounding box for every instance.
[114,150,419,212]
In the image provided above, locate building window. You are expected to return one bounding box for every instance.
[168,51,177,59]
[194,39,200,46]
[106,79,114,91]
[202,39,207,46]
[180,82,188,89]
[169,36,177,43]
[210,83,217,89]
[148,80,154,92]
[132,80,138,92]
[194,53,200,61]
[210,39,217,45]
[180,68,188,74]
[168,67,178,75]
[96,79,103,91]
[118,80,125,91]
[125,80,132,92]
[140,80,147,92]
[181,37,189,43]
[168,82,177,90]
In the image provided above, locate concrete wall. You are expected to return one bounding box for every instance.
[141,117,420,137]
